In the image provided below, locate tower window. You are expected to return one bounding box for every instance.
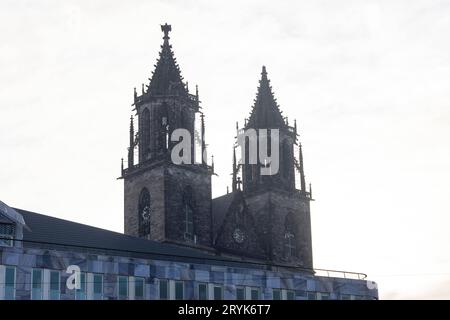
[138,188,151,237]
[284,232,296,258]
[140,108,151,160]
[284,213,297,259]
[183,186,195,241]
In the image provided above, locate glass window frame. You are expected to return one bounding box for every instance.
[175,281,184,300]
[49,270,60,300]
[197,282,208,300]
[118,276,129,300]
[5,266,16,300]
[31,268,43,300]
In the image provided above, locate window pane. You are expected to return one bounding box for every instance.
[50,271,59,291]
[236,287,245,300]
[32,269,42,289]
[75,273,86,300]
[307,292,316,300]
[213,286,223,300]
[159,280,168,300]
[135,278,144,299]
[272,289,281,300]
[5,267,15,300]
[286,290,295,300]
[175,282,184,300]
[198,283,207,300]
[251,288,260,300]
[50,271,60,300]
[93,274,103,297]
[32,269,42,300]
[118,276,128,299]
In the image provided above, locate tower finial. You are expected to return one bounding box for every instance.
[161,23,172,40]
[262,65,267,75]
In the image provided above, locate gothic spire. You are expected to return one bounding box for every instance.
[246,66,286,129]
[128,116,134,168]
[299,143,306,192]
[201,112,206,166]
[147,24,188,96]
[232,146,237,192]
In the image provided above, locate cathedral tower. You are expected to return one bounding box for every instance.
[236,66,314,268]
[121,24,213,248]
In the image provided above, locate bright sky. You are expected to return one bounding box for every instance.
[1,0,449,299]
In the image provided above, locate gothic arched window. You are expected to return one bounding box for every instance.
[183,186,195,241]
[284,213,297,259]
[141,108,151,159]
[138,188,151,237]
[282,140,291,178]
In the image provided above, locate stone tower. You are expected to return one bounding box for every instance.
[236,66,314,268]
[121,24,213,248]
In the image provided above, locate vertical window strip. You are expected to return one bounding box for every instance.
[31,269,43,300]
[5,266,15,300]
[93,274,103,300]
[118,276,128,300]
[49,270,60,300]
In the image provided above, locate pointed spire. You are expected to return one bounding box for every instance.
[299,143,306,192]
[211,155,215,174]
[246,66,286,129]
[128,116,135,168]
[294,119,297,135]
[148,24,187,96]
[232,146,237,192]
[141,83,145,95]
[309,183,313,199]
[134,87,137,103]
[121,158,124,174]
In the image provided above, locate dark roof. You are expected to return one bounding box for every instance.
[211,192,236,235]
[16,208,222,265]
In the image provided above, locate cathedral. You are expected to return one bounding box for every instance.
[0,24,377,300]
[122,23,313,270]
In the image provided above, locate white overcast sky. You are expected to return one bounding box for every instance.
[1,0,450,299]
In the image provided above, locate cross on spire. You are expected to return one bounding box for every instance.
[161,23,172,40]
